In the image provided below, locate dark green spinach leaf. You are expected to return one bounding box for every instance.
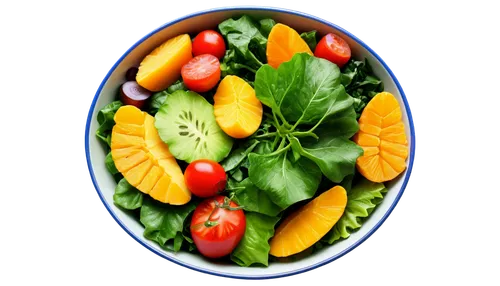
[113,178,143,210]
[300,30,317,51]
[96,101,122,146]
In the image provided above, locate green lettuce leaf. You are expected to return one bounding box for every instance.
[140,198,196,250]
[229,178,282,216]
[259,18,276,37]
[300,30,317,51]
[113,178,143,210]
[96,100,122,146]
[221,140,259,172]
[248,150,322,209]
[323,178,387,244]
[105,152,119,175]
[341,59,384,118]
[218,15,270,81]
[230,213,280,267]
[148,80,186,115]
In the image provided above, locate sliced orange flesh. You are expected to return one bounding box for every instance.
[353,92,408,183]
[213,75,263,138]
[111,105,190,205]
[266,23,313,68]
[136,34,192,91]
[269,186,347,257]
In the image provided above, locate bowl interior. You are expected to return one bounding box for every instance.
[86,8,414,279]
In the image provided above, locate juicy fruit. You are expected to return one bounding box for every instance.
[111,105,190,205]
[155,90,233,163]
[269,186,347,257]
[353,92,409,182]
[136,34,192,91]
[266,23,313,68]
[213,75,263,138]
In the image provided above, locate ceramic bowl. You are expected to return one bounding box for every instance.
[85,6,415,280]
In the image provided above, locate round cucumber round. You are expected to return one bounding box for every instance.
[155,90,233,163]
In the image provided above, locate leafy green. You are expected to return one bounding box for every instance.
[96,101,122,146]
[341,59,383,118]
[105,152,119,175]
[113,178,143,210]
[218,15,270,81]
[230,213,280,267]
[221,140,259,172]
[255,53,353,125]
[148,80,187,115]
[246,53,362,208]
[323,178,387,244]
[300,30,317,51]
[140,198,196,250]
[229,178,282,216]
[259,18,276,37]
[248,150,322,209]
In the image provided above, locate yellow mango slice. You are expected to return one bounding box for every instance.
[269,186,347,257]
[213,75,263,138]
[136,34,192,91]
[111,105,190,205]
[353,92,408,182]
[266,23,313,69]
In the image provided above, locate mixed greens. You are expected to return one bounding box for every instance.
[95,14,407,267]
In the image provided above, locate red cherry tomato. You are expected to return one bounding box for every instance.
[314,33,351,68]
[190,196,246,258]
[192,30,226,59]
[184,159,227,198]
[181,54,221,93]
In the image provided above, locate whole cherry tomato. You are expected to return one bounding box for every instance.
[184,159,226,198]
[192,30,226,59]
[190,196,246,258]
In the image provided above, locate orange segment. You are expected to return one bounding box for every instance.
[353,92,408,182]
[111,105,190,205]
[269,186,347,257]
[266,23,313,68]
[136,34,192,91]
[213,75,263,138]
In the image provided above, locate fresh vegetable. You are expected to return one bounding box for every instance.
[181,54,221,93]
[249,53,362,209]
[218,15,269,81]
[184,159,227,198]
[266,23,313,68]
[213,75,263,138]
[231,212,280,266]
[141,197,196,251]
[111,105,191,205]
[154,90,233,163]
[119,81,152,109]
[96,101,122,146]
[192,30,226,59]
[113,178,143,210]
[314,33,351,68]
[300,30,318,51]
[190,196,246,258]
[353,92,408,182]
[228,178,282,217]
[341,59,384,118]
[269,186,347,257]
[323,178,386,244]
[148,80,187,115]
[125,67,139,81]
[136,34,192,91]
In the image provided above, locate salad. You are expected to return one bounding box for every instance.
[95,15,409,266]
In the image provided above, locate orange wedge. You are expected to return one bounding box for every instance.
[213,75,263,138]
[111,105,190,205]
[266,23,313,68]
[136,34,192,91]
[269,186,347,257]
[353,92,409,182]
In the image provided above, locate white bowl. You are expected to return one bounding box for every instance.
[85,7,415,279]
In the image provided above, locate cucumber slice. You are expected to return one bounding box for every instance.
[155,90,233,163]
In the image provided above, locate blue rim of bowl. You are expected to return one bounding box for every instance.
[85,6,415,280]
